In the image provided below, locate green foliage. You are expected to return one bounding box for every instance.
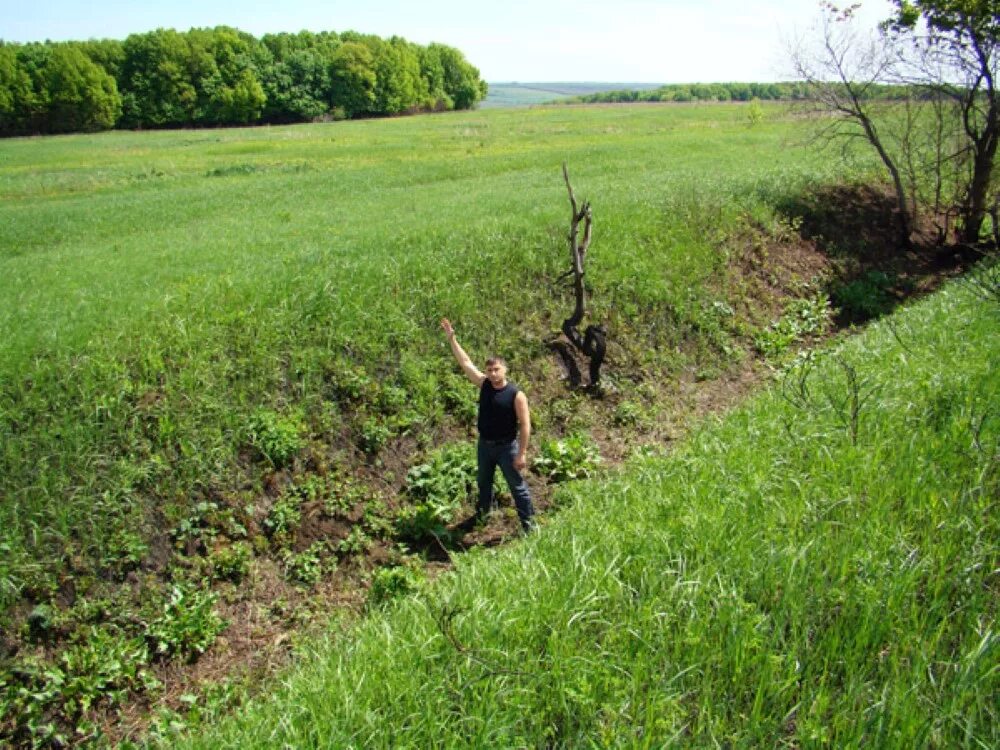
[209,542,252,582]
[119,29,195,127]
[2,626,157,748]
[404,443,475,503]
[103,528,149,574]
[559,81,924,107]
[0,42,122,136]
[357,415,391,455]
[0,542,21,620]
[247,409,305,468]
[441,375,477,425]
[57,627,156,712]
[264,494,303,546]
[172,500,248,550]
[42,44,122,133]
[959,254,1000,303]
[432,43,487,109]
[533,434,602,482]
[369,36,426,115]
[145,676,250,747]
[146,584,225,661]
[754,292,833,356]
[0,29,486,135]
[282,542,331,586]
[611,400,644,427]
[336,527,371,556]
[284,473,328,505]
[360,498,395,539]
[394,443,475,539]
[0,46,31,135]
[832,270,896,322]
[322,474,366,516]
[367,563,424,608]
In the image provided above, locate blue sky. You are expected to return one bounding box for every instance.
[1,0,895,82]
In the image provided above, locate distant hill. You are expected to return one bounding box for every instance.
[482,81,663,107]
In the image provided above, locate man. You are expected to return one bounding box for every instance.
[441,318,536,532]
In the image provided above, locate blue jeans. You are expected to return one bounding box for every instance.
[477,438,535,529]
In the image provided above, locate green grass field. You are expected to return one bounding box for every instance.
[1,102,872,591]
[3,101,949,745]
[4,104,825,365]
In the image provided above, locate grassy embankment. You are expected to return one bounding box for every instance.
[180,269,999,748]
[1,102,869,611]
[0,101,925,743]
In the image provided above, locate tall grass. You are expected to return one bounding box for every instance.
[177,276,997,748]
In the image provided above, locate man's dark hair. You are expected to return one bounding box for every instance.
[485,355,507,367]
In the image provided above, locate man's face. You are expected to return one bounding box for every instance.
[485,361,507,386]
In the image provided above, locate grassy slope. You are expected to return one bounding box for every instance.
[0,103,872,607]
[179,273,999,748]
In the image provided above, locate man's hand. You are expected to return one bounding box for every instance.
[442,318,484,385]
[513,454,527,472]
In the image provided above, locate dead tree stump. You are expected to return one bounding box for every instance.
[549,163,608,391]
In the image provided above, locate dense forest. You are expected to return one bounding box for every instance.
[0,27,488,136]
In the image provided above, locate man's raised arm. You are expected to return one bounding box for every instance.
[441,318,485,386]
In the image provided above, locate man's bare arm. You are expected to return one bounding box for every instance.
[441,318,485,386]
[514,391,531,470]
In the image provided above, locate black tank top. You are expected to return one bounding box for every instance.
[478,381,519,440]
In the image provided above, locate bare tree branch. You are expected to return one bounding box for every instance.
[552,164,606,390]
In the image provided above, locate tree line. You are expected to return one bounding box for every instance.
[0,27,488,136]
[561,80,923,105]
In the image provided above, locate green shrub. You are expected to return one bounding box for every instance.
[442,377,477,425]
[286,474,327,503]
[395,443,475,539]
[145,676,250,747]
[959,254,1000,303]
[361,498,395,539]
[326,362,373,402]
[393,501,458,541]
[336,527,371,556]
[247,410,305,468]
[282,543,331,587]
[209,542,252,582]
[59,628,156,713]
[264,495,303,546]
[533,434,602,482]
[367,564,424,608]
[146,584,225,661]
[25,603,59,642]
[0,542,18,613]
[358,416,391,454]
[324,475,367,517]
